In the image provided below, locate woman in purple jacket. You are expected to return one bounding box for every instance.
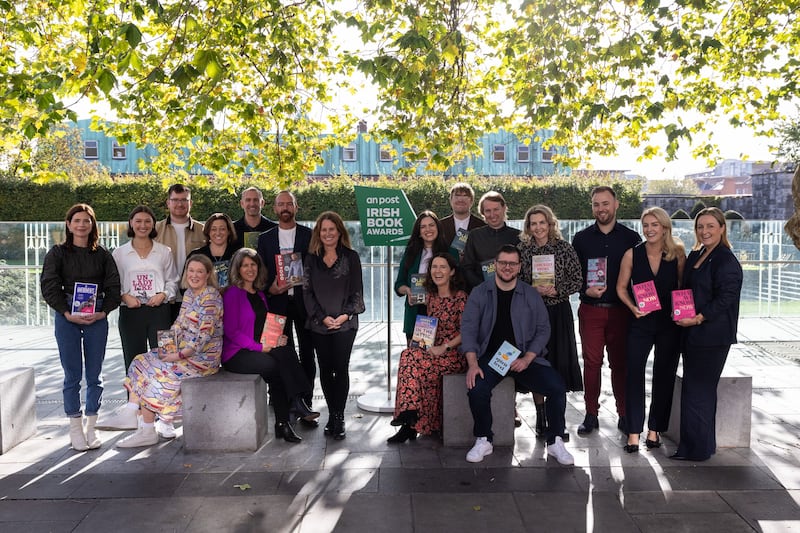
[222,248,319,443]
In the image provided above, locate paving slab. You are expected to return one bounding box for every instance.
[412,492,528,533]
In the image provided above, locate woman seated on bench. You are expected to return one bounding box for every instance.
[108,254,224,447]
[388,253,468,443]
[222,248,319,443]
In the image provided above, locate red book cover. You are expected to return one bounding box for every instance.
[632,280,662,313]
[671,289,696,320]
[260,313,287,348]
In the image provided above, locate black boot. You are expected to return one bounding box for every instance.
[387,424,417,444]
[332,411,346,440]
[323,416,333,436]
[275,422,302,443]
[534,403,546,439]
[290,396,320,423]
[390,409,418,427]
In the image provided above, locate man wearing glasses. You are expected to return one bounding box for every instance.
[440,182,486,260]
[460,244,574,465]
[155,183,206,320]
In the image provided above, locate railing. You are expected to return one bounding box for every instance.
[1,219,798,326]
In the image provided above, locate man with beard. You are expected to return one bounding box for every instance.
[461,245,573,465]
[256,191,317,426]
[233,187,277,250]
[571,186,641,436]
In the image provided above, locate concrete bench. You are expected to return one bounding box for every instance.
[442,374,515,447]
[181,370,269,452]
[0,367,37,454]
[665,373,752,448]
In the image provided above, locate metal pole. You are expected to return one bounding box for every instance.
[386,244,392,401]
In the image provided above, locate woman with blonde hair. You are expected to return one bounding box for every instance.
[616,206,685,452]
[518,204,583,438]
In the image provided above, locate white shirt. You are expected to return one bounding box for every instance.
[279,226,298,295]
[171,222,188,274]
[454,215,471,233]
[112,241,180,306]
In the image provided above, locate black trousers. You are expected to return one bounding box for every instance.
[624,320,680,434]
[223,346,313,423]
[676,343,731,461]
[285,296,316,404]
[118,304,172,371]
[312,329,357,414]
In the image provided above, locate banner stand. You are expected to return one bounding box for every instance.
[356,244,396,413]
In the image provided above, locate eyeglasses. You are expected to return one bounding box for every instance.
[495,260,520,268]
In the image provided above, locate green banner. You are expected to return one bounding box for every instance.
[353,185,417,246]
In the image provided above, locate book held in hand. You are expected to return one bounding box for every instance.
[586,257,607,288]
[671,289,696,320]
[71,282,98,315]
[480,259,496,281]
[409,315,438,349]
[130,271,156,303]
[632,280,662,313]
[408,273,427,305]
[275,253,304,288]
[260,312,287,348]
[531,254,555,287]
[242,231,261,250]
[450,227,469,252]
[488,340,521,376]
[157,329,178,358]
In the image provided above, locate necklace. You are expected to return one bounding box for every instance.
[132,240,152,259]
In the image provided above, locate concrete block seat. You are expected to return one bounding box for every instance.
[665,372,753,448]
[181,370,269,452]
[0,367,37,454]
[442,374,515,447]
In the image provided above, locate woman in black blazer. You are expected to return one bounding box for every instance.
[673,207,743,461]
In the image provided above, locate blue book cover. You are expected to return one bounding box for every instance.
[71,282,98,315]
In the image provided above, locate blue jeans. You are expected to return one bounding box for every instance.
[54,312,109,417]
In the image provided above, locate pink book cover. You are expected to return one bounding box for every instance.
[671,289,696,320]
[632,280,661,313]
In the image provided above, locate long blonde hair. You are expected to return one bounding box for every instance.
[641,207,684,261]
[519,204,563,243]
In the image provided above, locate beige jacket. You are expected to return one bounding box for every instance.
[154,216,206,270]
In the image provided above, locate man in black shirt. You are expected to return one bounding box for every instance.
[461,191,520,290]
[233,187,277,249]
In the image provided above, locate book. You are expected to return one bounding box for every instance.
[450,227,469,252]
[531,254,556,287]
[260,312,287,348]
[275,252,304,288]
[487,340,521,376]
[157,329,178,357]
[213,259,231,288]
[671,289,697,320]
[130,271,156,303]
[71,282,98,315]
[632,280,662,313]
[480,259,496,281]
[242,231,261,249]
[408,273,427,305]
[586,257,607,288]
[409,315,438,349]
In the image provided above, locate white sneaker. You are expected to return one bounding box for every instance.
[547,436,574,465]
[466,437,493,463]
[95,407,139,430]
[155,419,176,439]
[116,426,159,448]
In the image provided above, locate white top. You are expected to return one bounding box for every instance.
[454,216,470,233]
[171,222,188,274]
[112,241,180,305]
[279,226,298,295]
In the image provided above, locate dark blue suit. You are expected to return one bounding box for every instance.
[257,224,316,403]
[677,245,743,461]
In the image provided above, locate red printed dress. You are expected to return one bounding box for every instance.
[393,290,468,435]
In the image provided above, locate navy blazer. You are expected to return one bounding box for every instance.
[440,213,486,249]
[683,245,743,347]
[256,224,312,316]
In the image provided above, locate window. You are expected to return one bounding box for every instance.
[112,141,127,159]
[492,144,506,162]
[84,140,98,159]
[542,147,555,162]
[342,143,357,162]
[517,145,530,163]
[379,145,393,162]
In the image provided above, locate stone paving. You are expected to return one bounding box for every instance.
[0,318,798,532]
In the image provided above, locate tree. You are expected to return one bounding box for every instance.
[1,0,799,185]
[645,179,700,195]
[29,127,111,183]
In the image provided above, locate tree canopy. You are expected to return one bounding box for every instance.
[1,0,797,185]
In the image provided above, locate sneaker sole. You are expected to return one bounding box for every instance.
[466,449,493,463]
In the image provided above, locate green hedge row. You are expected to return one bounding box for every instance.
[0,175,644,222]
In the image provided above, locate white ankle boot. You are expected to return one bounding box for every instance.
[69,417,88,451]
[116,425,158,448]
[84,415,102,449]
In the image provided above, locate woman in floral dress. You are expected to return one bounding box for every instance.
[388,253,468,443]
[113,254,223,448]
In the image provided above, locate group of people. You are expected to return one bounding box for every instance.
[387,183,742,465]
[41,186,364,451]
[42,181,743,466]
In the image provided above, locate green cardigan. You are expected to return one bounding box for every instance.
[394,246,458,337]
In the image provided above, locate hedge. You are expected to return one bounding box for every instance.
[0,175,644,222]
